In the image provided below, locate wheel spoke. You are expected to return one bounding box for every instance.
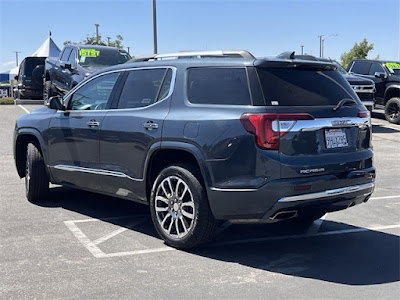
[181,209,194,220]
[167,177,174,196]
[178,185,188,201]
[175,179,183,196]
[161,184,169,198]
[161,213,171,227]
[181,201,194,210]
[156,206,168,212]
[156,195,169,205]
[167,217,174,234]
[175,218,180,238]
[179,216,188,234]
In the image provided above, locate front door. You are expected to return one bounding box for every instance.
[47,71,122,190]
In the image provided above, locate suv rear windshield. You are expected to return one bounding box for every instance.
[78,48,131,67]
[257,68,358,106]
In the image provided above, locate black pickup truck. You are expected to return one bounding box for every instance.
[347,59,400,124]
[44,44,131,100]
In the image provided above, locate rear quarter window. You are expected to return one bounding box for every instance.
[257,68,358,106]
[187,67,251,105]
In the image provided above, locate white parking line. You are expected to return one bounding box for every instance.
[17,105,30,114]
[370,195,400,200]
[65,216,400,258]
[93,218,147,245]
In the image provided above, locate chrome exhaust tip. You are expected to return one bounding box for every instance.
[269,210,298,221]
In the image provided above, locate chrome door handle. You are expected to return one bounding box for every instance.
[143,122,159,130]
[87,120,100,127]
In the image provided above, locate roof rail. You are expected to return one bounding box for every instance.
[155,50,255,59]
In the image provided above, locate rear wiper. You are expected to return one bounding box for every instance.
[333,98,357,111]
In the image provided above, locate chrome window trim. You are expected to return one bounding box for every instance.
[278,182,374,203]
[53,165,143,182]
[62,66,177,112]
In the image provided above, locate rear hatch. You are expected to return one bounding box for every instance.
[243,60,372,180]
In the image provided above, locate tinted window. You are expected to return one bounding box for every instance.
[68,49,77,67]
[117,68,169,109]
[385,61,400,75]
[257,68,358,106]
[78,48,131,67]
[350,61,370,75]
[69,72,120,110]
[369,63,385,75]
[60,48,71,62]
[188,68,251,105]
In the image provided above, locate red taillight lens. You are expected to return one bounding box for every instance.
[240,113,314,150]
[358,111,370,118]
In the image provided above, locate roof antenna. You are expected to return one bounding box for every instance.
[49,30,52,37]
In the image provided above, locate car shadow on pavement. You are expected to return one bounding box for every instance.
[43,185,399,286]
[372,124,400,133]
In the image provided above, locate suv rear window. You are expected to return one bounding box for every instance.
[187,68,251,105]
[257,68,358,106]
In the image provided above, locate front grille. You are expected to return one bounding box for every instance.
[357,92,374,100]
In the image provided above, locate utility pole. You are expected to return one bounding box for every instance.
[127,47,130,55]
[107,37,111,46]
[13,51,21,66]
[152,0,158,54]
[301,45,304,55]
[94,24,99,44]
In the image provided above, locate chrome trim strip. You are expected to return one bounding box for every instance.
[278,182,375,203]
[210,187,257,192]
[291,117,370,132]
[53,165,143,182]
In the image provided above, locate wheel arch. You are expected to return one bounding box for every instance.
[384,85,400,104]
[15,129,49,179]
[144,142,212,203]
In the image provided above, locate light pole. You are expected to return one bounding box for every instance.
[301,45,304,55]
[107,36,111,46]
[95,24,99,44]
[318,34,338,58]
[13,51,20,66]
[152,0,158,54]
[127,46,130,55]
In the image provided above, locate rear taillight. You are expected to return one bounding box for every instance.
[240,113,314,150]
[358,111,370,118]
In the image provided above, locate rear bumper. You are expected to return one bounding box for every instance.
[207,167,375,220]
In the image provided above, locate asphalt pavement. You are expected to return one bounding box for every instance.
[0,104,399,299]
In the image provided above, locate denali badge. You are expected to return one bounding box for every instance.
[300,168,325,174]
[332,120,351,126]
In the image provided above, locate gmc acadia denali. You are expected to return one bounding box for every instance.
[14,50,375,249]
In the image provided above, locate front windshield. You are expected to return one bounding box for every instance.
[385,62,400,75]
[332,61,348,75]
[78,48,131,67]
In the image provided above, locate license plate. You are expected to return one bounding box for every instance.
[325,129,348,149]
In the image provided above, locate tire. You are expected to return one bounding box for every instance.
[150,164,216,249]
[384,97,400,124]
[43,80,53,101]
[25,142,49,203]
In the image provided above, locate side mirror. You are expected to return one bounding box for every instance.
[64,63,72,70]
[46,96,64,110]
[374,72,386,79]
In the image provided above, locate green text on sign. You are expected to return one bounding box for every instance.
[386,62,400,70]
[79,49,100,57]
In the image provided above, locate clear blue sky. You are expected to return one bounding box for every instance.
[0,0,399,72]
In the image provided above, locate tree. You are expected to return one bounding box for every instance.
[340,38,374,68]
[63,34,125,50]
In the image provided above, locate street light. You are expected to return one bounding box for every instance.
[13,51,21,66]
[95,24,99,44]
[301,45,304,55]
[318,34,338,57]
[107,36,111,46]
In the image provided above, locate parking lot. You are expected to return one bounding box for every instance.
[1,104,399,299]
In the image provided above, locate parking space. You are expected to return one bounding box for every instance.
[0,104,399,299]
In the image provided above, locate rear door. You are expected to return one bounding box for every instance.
[255,64,372,180]
[48,71,122,189]
[98,67,174,201]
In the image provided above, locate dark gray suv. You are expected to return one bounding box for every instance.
[14,50,375,249]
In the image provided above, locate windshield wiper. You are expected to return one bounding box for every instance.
[333,98,357,111]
